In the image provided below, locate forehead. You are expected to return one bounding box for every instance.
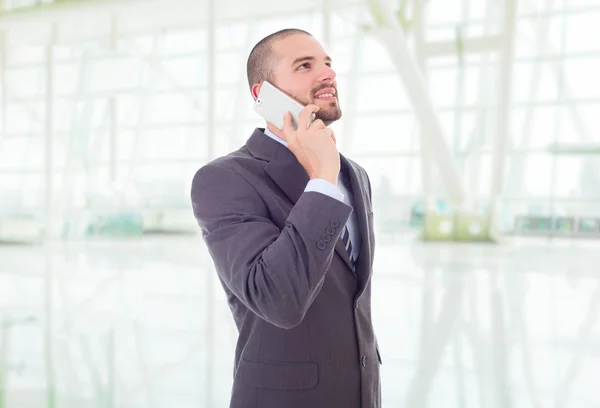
[271,34,328,62]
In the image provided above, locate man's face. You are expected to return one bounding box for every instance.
[260,34,342,126]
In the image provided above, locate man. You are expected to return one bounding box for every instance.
[190,28,381,408]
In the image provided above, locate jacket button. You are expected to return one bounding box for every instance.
[361,356,367,367]
[329,219,340,228]
[317,240,327,250]
[325,226,336,235]
[321,233,331,243]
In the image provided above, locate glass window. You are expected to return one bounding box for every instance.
[511,106,560,148]
[156,56,207,89]
[358,37,395,73]
[162,29,207,55]
[350,115,418,154]
[53,63,80,96]
[354,73,411,112]
[360,156,422,196]
[508,153,554,196]
[6,45,45,66]
[576,104,600,141]
[254,14,316,38]
[145,93,205,125]
[455,111,478,151]
[89,57,141,92]
[516,17,564,58]
[513,61,560,103]
[328,37,358,77]
[331,10,363,39]
[566,11,600,53]
[215,51,246,85]
[217,22,251,49]
[563,56,600,98]
[425,0,464,25]
[5,102,44,134]
[428,67,459,108]
[117,34,156,57]
[554,156,584,196]
[462,65,483,107]
[6,66,45,99]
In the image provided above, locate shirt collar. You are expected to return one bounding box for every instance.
[260,127,347,183]
[263,127,288,148]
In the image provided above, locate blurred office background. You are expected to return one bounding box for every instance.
[0,0,599,406]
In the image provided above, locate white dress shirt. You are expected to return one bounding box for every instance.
[262,128,361,262]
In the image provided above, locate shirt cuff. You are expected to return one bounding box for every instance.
[304,179,344,202]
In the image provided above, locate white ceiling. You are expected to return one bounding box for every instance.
[1,0,366,46]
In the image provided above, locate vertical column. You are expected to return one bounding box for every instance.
[469,0,496,204]
[107,328,116,408]
[549,3,568,227]
[0,318,6,408]
[412,0,435,212]
[0,28,6,141]
[109,98,117,183]
[109,13,118,184]
[368,0,467,207]
[44,253,56,408]
[340,30,363,154]
[206,0,216,161]
[205,1,217,407]
[489,268,512,408]
[489,0,517,233]
[321,0,332,50]
[44,23,58,408]
[504,0,555,203]
[44,25,57,240]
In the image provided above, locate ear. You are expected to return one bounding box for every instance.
[251,83,262,100]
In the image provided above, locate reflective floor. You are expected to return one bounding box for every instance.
[0,233,599,407]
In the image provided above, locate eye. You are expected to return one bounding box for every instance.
[298,63,310,70]
[326,61,332,67]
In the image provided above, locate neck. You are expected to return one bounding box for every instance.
[266,117,333,138]
[266,123,285,139]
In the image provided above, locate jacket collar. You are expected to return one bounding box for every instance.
[245,128,372,277]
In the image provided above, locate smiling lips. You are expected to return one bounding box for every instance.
[314,87,337,100]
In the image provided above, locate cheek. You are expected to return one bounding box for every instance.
[288,86,312,102]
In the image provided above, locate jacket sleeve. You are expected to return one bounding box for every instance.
[190,163,353,329]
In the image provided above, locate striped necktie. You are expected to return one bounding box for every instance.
[340,225,355,265]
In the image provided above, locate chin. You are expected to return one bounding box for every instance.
[317,110,342,126]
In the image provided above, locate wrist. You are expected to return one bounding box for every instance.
[311,173,338,185]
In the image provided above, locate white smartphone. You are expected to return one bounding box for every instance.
[253,81,314,131]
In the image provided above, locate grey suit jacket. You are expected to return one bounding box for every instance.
[191,128,381,408]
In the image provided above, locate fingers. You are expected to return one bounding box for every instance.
[310,119,326,130]
[322,128,336,144]
[328,129,337,145]
[281,111,293,135]
[298,104,320,130]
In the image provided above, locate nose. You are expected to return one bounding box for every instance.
[318,63,336,83]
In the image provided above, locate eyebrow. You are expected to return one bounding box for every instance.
[291,56,332,66]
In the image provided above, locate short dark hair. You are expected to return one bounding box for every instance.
[246,28,312,90]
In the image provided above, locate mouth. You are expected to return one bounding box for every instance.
[314,87,337,102]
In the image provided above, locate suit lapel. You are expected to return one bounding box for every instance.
[246,129,370,276]
[341,156,373,281]
[264,152,309,205]
[266,151,355,272]
[247,128,309,204]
